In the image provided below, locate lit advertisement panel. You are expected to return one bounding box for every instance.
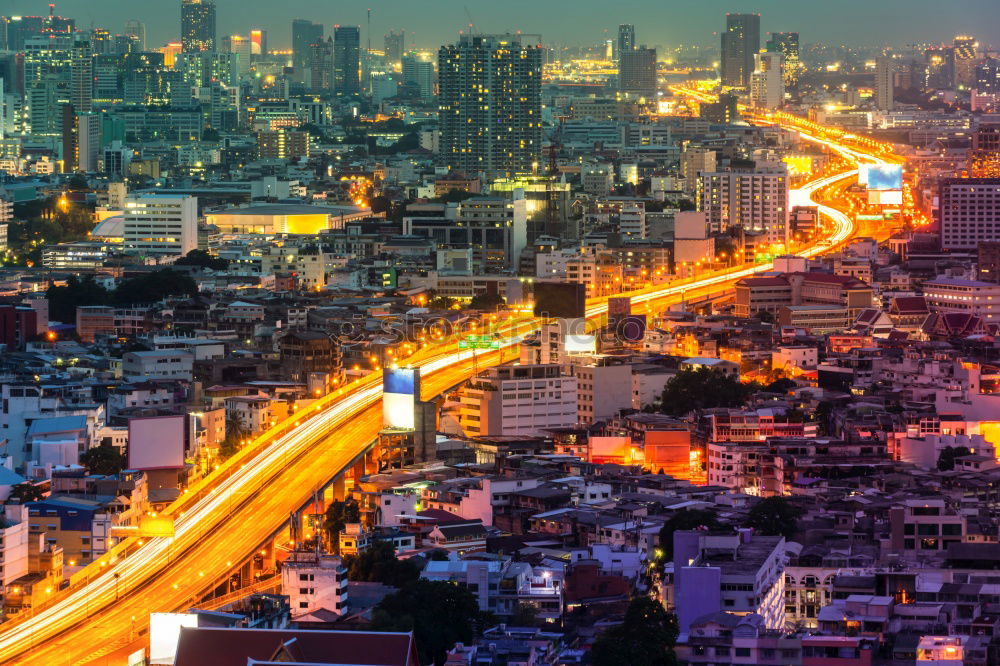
[565,334,597,354]
[383,367,419,429]
[128,414,185,470]
[533,282,586,319]
[859,164,902,190]
[150,613,198,665]
[868,189,903,205]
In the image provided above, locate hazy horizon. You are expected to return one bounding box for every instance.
[6,0,1000,52]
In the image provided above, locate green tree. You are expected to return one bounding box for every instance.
[937,445,972,471]
[323,498,361,553]
[591,597,680,666]
[344,540,421,587]
[79,442,127,476]
[754,309,776,324]
[112,269,197,306]
[655,368,760,417]
[174,249,229,271]
[657,509,721,560]
[7,483,45,503]
[765,378,797,394]
[46,274,111,323]
[438,188,476,203]
[371,579,482,665]
[219,417,246,461]
[468,292,505,311]
[743,497,803,540]
[510,601,538,626]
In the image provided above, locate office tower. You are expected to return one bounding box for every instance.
[617,24,635,59]
[124,20,146,51]
[939,178,1000,250]
[699,161,789,244]
[123,193,198,256]
[766,32,800,87]
[924,47,955,90]
[309,38,334,93]
[223,35,252,74]
[875,57,895,111]
[384,30,405,65]
[970,124,1000,177]
[76,112,101,172]
[438,33,542,178]
[333,26,361,96]
[618,46,657,98]
[401,56,434,99]
[181,0,216,53]
[292,20,324,82]
[976,58,1000,93]
[954,36,978,89]
[750,51,784,109]
[720,13,760,87]
[250,29,267,55]
[70,40,93,114]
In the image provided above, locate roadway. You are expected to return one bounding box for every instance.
[0,104,902,665]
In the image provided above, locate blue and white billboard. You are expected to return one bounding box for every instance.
[859,164,903,190]
[383,367,419,429]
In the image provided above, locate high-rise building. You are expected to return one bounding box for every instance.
[720,13,760,88]
[124,20,146,51]
[924,46,955,90]
[76,112,101,172]
[750,51,784,109]
[619,46,657,98]
[70,40,93,114]
[309,38,334,93]
[617,24,635,59]
[333,26,360,96]
[875,56,895,111]
[402,56,434,99]
[438,33,543,178]
[123,193,198,257]
[292,19,324,82]
[766,32,800,87]
[181,0,216,53]
[384,30,405,65]
[250,29,267,56]
[699,160,789,244]
[939,178,1000,250]
[976,58,1000,94]
[954,36,978,89]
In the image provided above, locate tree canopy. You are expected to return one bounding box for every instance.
[468,292,505,311]
[937,445,972,471]
[655,368,760,416]
[743,497,803,540]
[370,579,482,665]
[7,483,45,504]
[323,498,361,553]
[591,597,680,666]
[174,249,229,271]
[46,269,198,323]
[657,509,722,560]
[343,540,421,588]
[79,442,127,476]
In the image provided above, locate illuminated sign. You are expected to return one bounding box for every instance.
[868,189,903,206]
[383,367,419,429]
[859,164,902,190]
[565,334,597,354]
[458,335,501,350]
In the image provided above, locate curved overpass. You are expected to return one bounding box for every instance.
[0,117,898,665]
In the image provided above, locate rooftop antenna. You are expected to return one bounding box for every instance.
[464,6,477,35]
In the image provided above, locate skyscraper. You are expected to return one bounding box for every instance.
[333,26,360,96]
[402,56,434,99]
[617,24,635,59]
[438,33,542,178]
[766,32,800,87]
[750,51,784,109]
[70,39,93,113]
[385,30,405,66]
[954,36,978,89]
[720,13,760,88]
[292,19,324,82]
[875,56,895,111]
[619,47,657,98]
[309,38,334,93]
[124,19,146,51]
[181,0,216,53]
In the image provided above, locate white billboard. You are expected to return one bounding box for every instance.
[383,367,420,430]
[128,415,186,470]
[867,189,903,206]
[149,612,198,665]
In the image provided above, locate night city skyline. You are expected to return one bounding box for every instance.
[6,0,1000,49]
